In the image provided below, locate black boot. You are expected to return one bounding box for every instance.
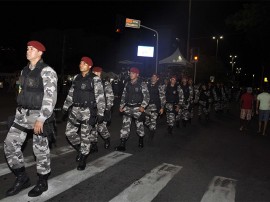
[104,137,110,149]
[89,142,98,154]
[73,144,82,162]
[28,173,49,197]
[115,138,126,151]
[77,154,88,170]
[6,167,31,196]
[138,136,144,148]
[168,126,173,134]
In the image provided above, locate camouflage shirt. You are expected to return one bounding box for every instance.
[103,80,114,110]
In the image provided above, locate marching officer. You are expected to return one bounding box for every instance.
[4,41,58,197]
[90,66,114,150]
[178,77,194,127]
[165,75,181,134]
[115,67,150,151]
[62,57,105,170]
[144,73,166,141]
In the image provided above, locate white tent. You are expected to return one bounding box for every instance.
[159,48,192,67]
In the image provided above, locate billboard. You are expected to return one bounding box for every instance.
[137,46,154,57]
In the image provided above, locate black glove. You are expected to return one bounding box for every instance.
[104,110,111,122]
[137,112,146,122]
[97,115,104,124]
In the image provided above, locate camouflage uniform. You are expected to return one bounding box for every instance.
[90,79,114,146]
[178,83,193,126]
[198,86,211,119]
[119,79,150,139]
[63,73,105,156]
[145,82,166,131]
[4,59,57,175]
[165,83,181,130]
[212,83,226,112]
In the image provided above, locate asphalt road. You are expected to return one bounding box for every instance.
[0,90,270,202]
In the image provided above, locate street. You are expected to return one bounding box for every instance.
[0,91,270,202]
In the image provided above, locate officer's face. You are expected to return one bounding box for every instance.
[151,75,159,83]
[182,78,187,84]
[26,46,42,62]
[79,61,90,74]
[170,78,176,85]
[130,72,138,80]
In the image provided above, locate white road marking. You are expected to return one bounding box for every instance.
[109,163,182,202]
[0,151,132,202]
[200,176,237,202]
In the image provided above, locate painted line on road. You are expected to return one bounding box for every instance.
[0,145,74,176]
[0,121,7,125]
[109,163,182,202]
[0,151,132,202]
[200,176,237,202]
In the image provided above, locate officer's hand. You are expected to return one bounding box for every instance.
[97,115,104,124]
[119,107,124,113]
[159,108,164,115]
[139,107,145,112]
[34,120,44,135]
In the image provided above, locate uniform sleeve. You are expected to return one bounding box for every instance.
[159,84,166,108]
[178,85,184,105]
[63,74,78,111]
[105,81,114,110]
[120,84,127,108]
[37,66,58,123]
[141,82,150,108]
[189,86,194,103]
[94,76,106,116]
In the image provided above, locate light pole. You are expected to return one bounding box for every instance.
[230,55,237,73]
[212,35,223,59]
[140,25,158,74]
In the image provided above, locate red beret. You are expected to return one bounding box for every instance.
[92,66,103,72]
[27,40,46,52]
[130,67,140,74]
[81,56,93,66]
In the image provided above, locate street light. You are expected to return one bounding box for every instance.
[230,55,237,73]
[212,35,223,59]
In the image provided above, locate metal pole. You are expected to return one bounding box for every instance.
[186,0,192,60]
[216,39,219,59]
[140,25,159,74]
[194,62,197,84]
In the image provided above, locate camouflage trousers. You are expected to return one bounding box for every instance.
[90,121,110,142]
[145,104,158,131]
[65,107,93,155]
[214,100,225,112]
[4,108,50,175]
[120,106,144,139]
[165,103,177,127]
[198,103,210,116]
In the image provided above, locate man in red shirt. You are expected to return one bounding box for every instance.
[239,87,254,132]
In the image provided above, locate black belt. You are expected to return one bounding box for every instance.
[126,103,141,107]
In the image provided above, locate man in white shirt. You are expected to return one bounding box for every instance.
[256,86,270,136]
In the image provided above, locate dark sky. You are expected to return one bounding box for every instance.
[0,0,256,76]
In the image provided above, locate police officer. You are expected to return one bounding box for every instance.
[115,67,150,151]
[90,66,114,150]
[198,83,211,121]
[4,40,58,197]
[178,77,194,127]
[144,73,166,141]
[164,75,181,134]
[62,57,105,170]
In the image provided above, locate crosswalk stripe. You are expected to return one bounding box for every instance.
[109,163,182,202]
[0,151,132,202]
[0,145,74,177]
[200,176,237,202]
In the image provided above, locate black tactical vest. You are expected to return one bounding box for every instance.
[181,84,190,101]
[125,80,143,104]
[72,72,96,107]
[148,82,161,109]
[17,60,47,109]
[166,84,179,104]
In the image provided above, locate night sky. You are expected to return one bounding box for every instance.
[0,0,265,83]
